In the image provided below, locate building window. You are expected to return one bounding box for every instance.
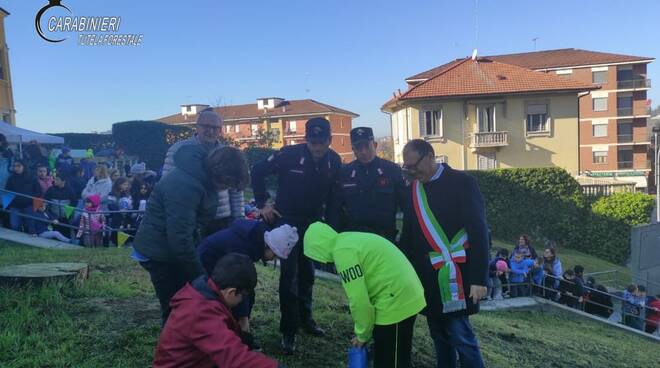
[421,109,442,136]
[618,148,633,169]
[592,97,607,112]
[617,93,633,115]
[235,124,240,133]
[290,139,296,145]
[225,125,231,133]
[592,70,607,84]
[592,151,607,164]
[186,106,192,112]
[592,123,608,138]
[341,137,345,145]
[1,113,9,123]
[526,104,549,133]
[289,120,297,132]
[617,121,633,143]
[251,124,259,136]
[477,152,496,170]
[616,67,633,83]
[477,106,496,132]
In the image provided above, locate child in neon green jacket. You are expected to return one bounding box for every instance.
[304,222,426,368]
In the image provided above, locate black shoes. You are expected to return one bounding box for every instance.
[281,334,296,355]
[302,319,326,337]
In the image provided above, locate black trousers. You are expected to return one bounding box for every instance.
[140,259,203,325]
[277,219,315,335]
[373,315,417,368]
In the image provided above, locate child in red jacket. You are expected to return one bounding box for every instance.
[153,253,284,368]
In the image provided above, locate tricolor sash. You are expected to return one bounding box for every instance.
[412,180,469,313]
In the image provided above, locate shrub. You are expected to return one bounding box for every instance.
[112,121,192,171]
[468,168,646,264]
[592,192,654,226]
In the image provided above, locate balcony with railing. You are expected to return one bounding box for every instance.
[617,161,634,170]
[617,103,649,117]
[617,78,651,90]
[470,131,509,148]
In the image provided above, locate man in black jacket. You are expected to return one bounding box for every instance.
[399,139,488,368]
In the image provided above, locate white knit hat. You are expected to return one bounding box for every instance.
[264,224,298,259]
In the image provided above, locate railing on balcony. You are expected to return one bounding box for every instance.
[617,134,633,143]
[617,161,634,170]
[470,131,508,148]
[617,107,633,116]
[617,78,651,90]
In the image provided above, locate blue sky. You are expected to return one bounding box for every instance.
[5,0,660,137]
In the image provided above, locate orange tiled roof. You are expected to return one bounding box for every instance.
[157,99,358,125]
[407,48,654,81]
[395,58,597,101]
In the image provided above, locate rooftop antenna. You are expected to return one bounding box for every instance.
[474,0,479,52]
[304,72,311,94]
[532,37,539,50]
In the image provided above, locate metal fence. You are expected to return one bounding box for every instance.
[495,272,660,336]
[0,189,145,247]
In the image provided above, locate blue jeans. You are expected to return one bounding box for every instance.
[10,206,36,234]
[426,315,484,368]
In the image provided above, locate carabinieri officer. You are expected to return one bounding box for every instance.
[250,117,341,355]
[327,127,408,242]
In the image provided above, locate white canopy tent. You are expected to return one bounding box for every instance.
[0,121,64,145]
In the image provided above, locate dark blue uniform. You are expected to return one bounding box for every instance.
[327,156,408,242]
[250,143,341,335]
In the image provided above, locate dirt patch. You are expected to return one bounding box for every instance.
[75,297,161,327]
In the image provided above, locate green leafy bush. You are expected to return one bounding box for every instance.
[112,121,192,171]
[468,168,648,264]
[592,192,654,226]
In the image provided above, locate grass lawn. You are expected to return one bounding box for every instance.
[0,241,657,368]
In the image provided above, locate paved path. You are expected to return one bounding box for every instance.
[0,228,82,250]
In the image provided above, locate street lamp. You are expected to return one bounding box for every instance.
[653,125,660,222]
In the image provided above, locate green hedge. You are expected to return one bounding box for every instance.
[592,193,654,226]
[53,133,115,151]
[468,168,646,264]
[112,121,193,171]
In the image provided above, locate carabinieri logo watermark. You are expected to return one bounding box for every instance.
[35,0,144,46]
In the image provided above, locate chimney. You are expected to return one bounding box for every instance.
[471,49,478,61]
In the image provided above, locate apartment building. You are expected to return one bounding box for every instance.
[157,98,358,162]
[383,56,596,173]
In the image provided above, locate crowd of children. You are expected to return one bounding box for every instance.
[0,137,154,247]
[487,233,660,337]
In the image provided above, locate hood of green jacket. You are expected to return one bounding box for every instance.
[304,222,338,264]
[173,144,210,186]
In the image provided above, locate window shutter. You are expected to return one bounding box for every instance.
[527,104,547,114]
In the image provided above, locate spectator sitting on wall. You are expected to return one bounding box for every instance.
[36,164,53,197]
[585,284,613,319]
[512,234,537,260]
[55,147,74,180]
[32,202,71,243]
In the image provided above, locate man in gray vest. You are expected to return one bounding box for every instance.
[162,108,244,233]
